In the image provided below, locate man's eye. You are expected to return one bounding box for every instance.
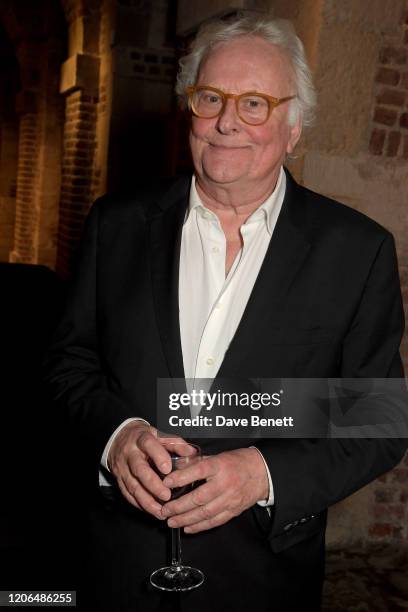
[242,97,267,109]
[204,94,221,104]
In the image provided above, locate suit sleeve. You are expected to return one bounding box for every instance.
[256,233,408,544]
[42,200,137,483]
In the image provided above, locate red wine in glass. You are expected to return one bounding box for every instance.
[149,441,204,592]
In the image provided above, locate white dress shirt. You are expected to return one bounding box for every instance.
[101,167,287,507]
[178,168,286,506]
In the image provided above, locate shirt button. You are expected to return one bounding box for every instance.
[212,246,220,253]
[206,357,215,366]
[215,302,222,310]
[204,211,212,219]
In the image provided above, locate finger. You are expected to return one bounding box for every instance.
[137,432,174,474]
[161,481,217,517]
[128,457,171,502]
[166,493,226,528]
[116,476,143,510]
[121,471,165,518]
[162,456,215,489]
[158,437,196,457]
[183,510,234,534]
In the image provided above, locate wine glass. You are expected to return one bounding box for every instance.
[150,441,205,592]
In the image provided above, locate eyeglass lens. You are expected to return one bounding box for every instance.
[192,89,269,124]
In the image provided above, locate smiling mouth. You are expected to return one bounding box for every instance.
[208,144,248,150]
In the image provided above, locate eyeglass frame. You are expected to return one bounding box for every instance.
[185,85,296,126]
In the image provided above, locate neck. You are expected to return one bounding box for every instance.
[195,169,281,219]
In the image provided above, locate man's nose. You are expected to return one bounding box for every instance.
[216,97,241,134]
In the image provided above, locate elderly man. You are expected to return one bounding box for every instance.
[44,14,406,612]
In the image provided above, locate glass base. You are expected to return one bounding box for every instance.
[150,564,204,592]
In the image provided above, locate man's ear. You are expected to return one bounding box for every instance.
[286,116,302,154]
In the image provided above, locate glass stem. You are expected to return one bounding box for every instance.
[171,527,182,567]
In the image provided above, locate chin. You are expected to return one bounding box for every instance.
[203,168,246,184]
[202,160,250,184]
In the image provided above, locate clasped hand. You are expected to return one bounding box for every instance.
[108,421,269,533]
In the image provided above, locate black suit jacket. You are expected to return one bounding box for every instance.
[43,170,407,611]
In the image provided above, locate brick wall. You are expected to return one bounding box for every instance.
[54,0,178,276]
[369,11,408,158]
[9,113,38,263]
[56,91,98,279]
[105,0,178,190]
[93,0,113,200]
[365,4,408,546]
[366,3,408,378]
[128,46,176,82]
[1,2,66,268]
[57,0,103,278]
[369,452,408,542]
[0,121,18,262]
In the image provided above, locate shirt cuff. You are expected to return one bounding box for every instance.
[250,446,275,507]
[101,417,150,472]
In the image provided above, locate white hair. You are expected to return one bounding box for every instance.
[175,14,316,128]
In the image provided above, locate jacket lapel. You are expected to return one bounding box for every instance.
[148,176,191,381]
[217,170,312,377]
